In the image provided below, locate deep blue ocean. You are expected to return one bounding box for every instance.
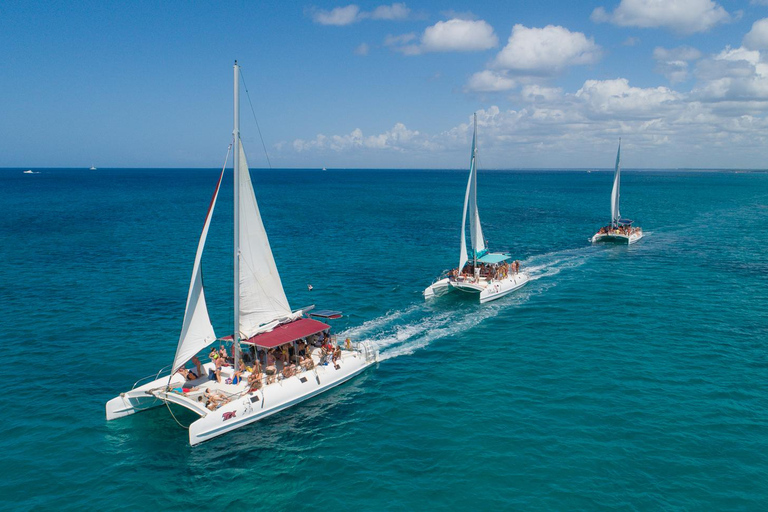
[2,167,767,510]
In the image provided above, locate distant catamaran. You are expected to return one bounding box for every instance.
[89,164,97,171]
[591,140,643,244]
[424,113,529,303]
[106,62,377,445]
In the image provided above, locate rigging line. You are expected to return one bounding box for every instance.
[239,68,273,169]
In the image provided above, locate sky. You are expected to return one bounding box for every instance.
[3,0,768,169]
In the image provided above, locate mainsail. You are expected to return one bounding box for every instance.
[236,141,294,338]
[459,113,486,270]
[171,169,223,372]
[611,140,621,227]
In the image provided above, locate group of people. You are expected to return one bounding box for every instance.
[449,259,521,282]
[172,331,351,409]
[597,224,640,236]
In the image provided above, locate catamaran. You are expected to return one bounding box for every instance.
[423,113,529,303]
[591,140,643,244]
[106,62,377,446]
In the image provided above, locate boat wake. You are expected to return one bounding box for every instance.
[340,245,599,362]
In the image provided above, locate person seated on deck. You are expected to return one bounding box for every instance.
[282,363,296,378]
[177,367,199,381]
[297,341,307,357]
[345,337,352,351]
[231,361,247,385]
[300,351,314,370]
[332,345,342,363]
[247,369,263,392]
[265,350,277,384]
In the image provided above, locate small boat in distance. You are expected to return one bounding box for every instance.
[106,62,378,446]
[23,170,37,174]
[424,113,529,303]
[89,164,97,170]
[591,139,643,245]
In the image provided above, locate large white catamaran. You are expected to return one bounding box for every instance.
[106,62,377,445]
[424,113,529,303]
[591,140,643,244]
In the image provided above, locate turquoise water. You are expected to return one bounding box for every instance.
[2,168,767,510]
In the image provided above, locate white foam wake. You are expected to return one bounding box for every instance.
[340,245,598,361]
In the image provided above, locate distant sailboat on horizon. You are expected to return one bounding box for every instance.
[89,164,97,171]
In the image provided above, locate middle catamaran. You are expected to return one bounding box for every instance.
[424,113,529,303]
[106,62,377,446]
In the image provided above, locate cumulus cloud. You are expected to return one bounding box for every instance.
[653,45,702,83]
[292,123,440,153]
[312,5,360,26]
[354,43,370,55]
[388,18,498,55]
[575,78,682,118]
[492,24,602,75]
[692,46,768,101]
[310,3,410,26]
[744,18,768,50]
[466,70,516,92]
[591,0,731,34]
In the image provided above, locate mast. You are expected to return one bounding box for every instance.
[472,113,478,269]
[233,61,241,369]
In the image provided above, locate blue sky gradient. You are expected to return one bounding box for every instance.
[3,0,768,168]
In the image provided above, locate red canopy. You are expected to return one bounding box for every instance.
[240,318,330,349]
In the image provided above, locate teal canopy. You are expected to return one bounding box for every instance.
[477,252,511,264]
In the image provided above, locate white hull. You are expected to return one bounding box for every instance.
[591,230,643,245]
[107,345,377,446]
[424,272,529,303]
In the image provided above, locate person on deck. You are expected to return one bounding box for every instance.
[265,350,277,384]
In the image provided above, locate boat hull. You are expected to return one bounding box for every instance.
[591,231,643,245]
[423,278,452,299]
[106,348,377,445]
[424,272,529,303]
[188,355,373,445]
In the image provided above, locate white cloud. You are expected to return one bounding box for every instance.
[310,3,410,26]
[354,43,370,55]
[744,18,768,50]
[692,46,768,101]
[575,78,682,118]
[520,85,563,102]
[312,5,360,26]
[653,46,702,83]
[467,70,516,92]
[370,3,410,20]
[388,18,498,55]
[384,33,417,46]
[292,123,440,153]
[591,0,731,34]
[492,24,602,74]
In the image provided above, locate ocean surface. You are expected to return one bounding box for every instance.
[1,167,767,510]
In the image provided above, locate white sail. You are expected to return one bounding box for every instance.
[611,140,621,227]
[458,169,471,271]
[458,114,486,270]
[236,142,293,338]
[171,170,223,372]
[468,115,486,258]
